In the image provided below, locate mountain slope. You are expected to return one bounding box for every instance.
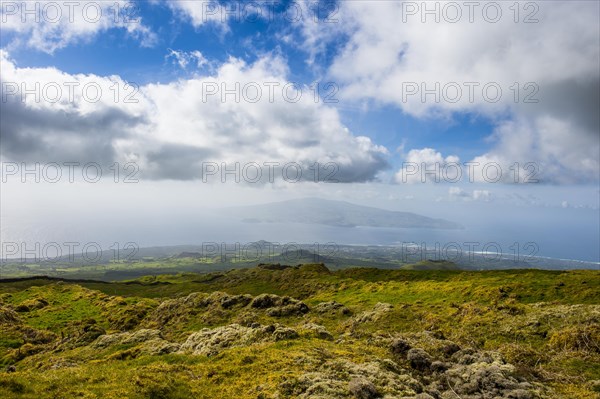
[0,266,598,398]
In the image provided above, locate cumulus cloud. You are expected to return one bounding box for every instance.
[0,50,388,182]
[0,1,157,53]
[469,113,599,184]
[299,1,600,184]
[395,148,460,184]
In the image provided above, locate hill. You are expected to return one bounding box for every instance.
[0,265,598,398]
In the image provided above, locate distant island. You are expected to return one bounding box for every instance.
[228,198,462,229]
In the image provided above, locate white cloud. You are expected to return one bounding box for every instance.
[395,148,460,183]
[0,0,157,53]
[448,187,468,198]
[165,0,230,28]
[0,50,388,182]
[469,114,600,184]
[166,49,210,69]
[300,1,600,184]
[448,187,491,202]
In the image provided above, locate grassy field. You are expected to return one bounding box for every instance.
[0,264,598,398]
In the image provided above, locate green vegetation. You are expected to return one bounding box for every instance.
[0,264,598,398]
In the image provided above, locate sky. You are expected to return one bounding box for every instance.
[1,1,599,262]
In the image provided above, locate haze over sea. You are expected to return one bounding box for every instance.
[2,201,598,262]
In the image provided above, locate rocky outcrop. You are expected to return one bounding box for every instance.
[352,302,393,324]
[179,323,300,356]
[407,348,432,371]
[92,329,179,355]
[387,336,540,399]
[279,359,422,398]
[348,377,379,399]
[314,301,351,316]
[250,294,309,316]
[301,323,334,340]
[145,292,310,332]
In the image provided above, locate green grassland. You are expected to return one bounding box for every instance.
[0,264,598,398]
[0,255,416,282]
